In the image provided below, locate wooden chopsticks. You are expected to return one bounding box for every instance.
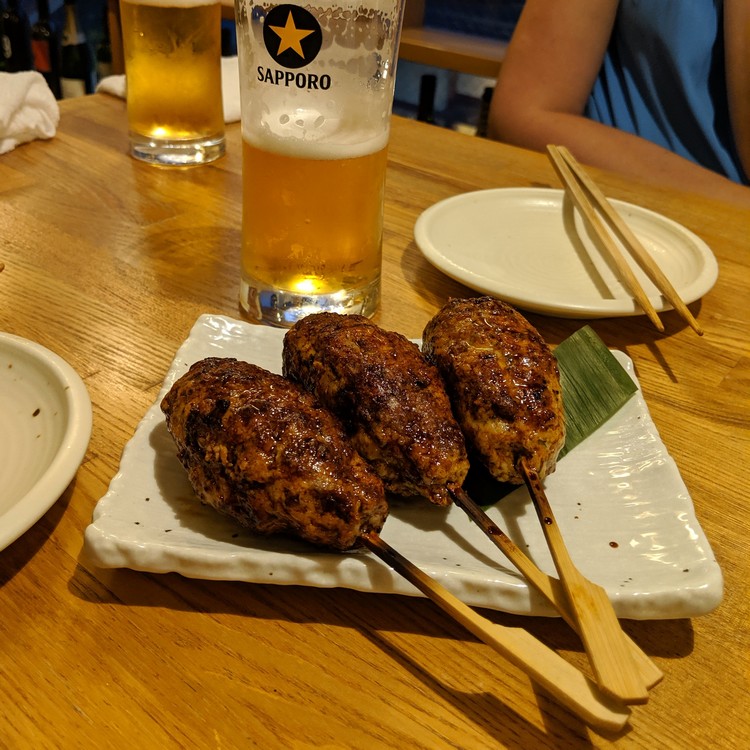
[360,531,631,732]
[546,144,703,336]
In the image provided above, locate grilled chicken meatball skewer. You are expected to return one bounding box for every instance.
[422,296,654,704]
[282,312,470,506]
[422,296,565,484]
[161,357,388,550]
[280,305,576,618]
[281,310,565,592]
[161,357,629,730]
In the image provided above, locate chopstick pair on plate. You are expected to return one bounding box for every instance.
[546,144,703,336]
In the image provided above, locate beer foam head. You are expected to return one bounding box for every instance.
[237,0,401,159]
[243,105,390,160]
[245,128,389,161]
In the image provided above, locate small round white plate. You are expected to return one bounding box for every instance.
[414,188,719,318]
[0,333,92,551]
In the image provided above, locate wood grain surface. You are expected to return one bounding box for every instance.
[0,94,748,749]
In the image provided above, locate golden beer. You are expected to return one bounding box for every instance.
[240,138,387,310]
[120,0,224,164]
[236,0,405,325]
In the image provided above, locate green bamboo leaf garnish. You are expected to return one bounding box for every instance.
[554,325,638,459]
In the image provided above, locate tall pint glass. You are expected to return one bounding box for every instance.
[235,1,405,326]
[120,0,225,166]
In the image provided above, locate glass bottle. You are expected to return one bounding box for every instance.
[95,7,111,81]
[1,0,33,72]
[31,0,61,98]
[60,0,92,97]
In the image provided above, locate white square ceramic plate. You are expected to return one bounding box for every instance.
[84,314,723,619]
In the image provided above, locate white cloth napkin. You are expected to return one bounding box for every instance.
[0,71,60,155]
[96,56,241,124]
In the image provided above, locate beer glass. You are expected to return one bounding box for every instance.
[120,0,225,166]
[235,1,405,326]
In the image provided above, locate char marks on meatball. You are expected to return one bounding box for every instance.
[161,357,388,550]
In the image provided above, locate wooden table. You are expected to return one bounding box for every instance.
[399,0,506,79]
[1,94,748,749]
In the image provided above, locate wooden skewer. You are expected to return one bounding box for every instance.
[517,458,649,704]
[359,531,631,732]
[449,485,663,691]
[546,144,665,334]
[554,145,703,335]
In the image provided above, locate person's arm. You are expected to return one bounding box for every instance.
[724,0,750,179]
[488,0,750,209]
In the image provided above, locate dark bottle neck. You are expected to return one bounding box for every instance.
[36,0,50,23]
[63,0,82,43]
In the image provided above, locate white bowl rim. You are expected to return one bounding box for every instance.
[0,332,92,551]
